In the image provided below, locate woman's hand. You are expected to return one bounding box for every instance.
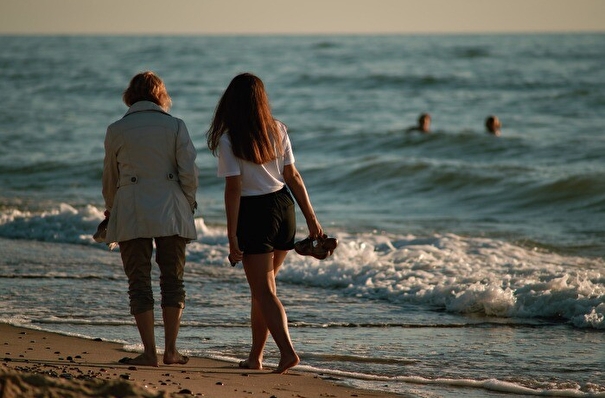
[228,235,243,264]
[306,217,323,240]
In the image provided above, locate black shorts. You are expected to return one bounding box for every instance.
[237,186,296,254]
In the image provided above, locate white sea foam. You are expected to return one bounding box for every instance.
[276,232,605,328]
[1,205,603,329]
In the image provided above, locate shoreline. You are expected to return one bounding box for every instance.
[0,323,403,397]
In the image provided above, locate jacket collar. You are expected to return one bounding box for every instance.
[124,101,170,117]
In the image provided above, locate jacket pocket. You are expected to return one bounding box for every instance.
[118,175,138,187]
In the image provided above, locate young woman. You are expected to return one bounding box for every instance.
[102,71,198,366]
[207,73,323,373]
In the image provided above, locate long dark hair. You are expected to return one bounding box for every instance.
[207,73,282,164]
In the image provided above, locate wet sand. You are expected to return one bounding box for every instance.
[0,323,402,397]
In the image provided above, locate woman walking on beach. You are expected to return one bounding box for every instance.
[207,73,323,373]
[102,71,198,367]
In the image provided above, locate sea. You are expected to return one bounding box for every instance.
[1,34,604,397]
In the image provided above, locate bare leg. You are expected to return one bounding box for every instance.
[239,296,268,369]
[162,306,189,364]
[242,251,299,373]
[120,238,157,366]
[241,250,288,369]
[129,310,159,366]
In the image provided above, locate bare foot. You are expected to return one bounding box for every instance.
[272,354,300,374]
[118,353,159,367]
[239,359,262,370]
[163,352,189,365]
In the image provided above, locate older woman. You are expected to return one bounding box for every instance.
[102,71,198,367]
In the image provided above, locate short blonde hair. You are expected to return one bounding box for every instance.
[122,71,172,111]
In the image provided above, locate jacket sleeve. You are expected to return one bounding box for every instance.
[102,127,119,212]
[175,119,199,211]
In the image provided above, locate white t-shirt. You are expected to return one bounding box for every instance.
[217,121,295,196]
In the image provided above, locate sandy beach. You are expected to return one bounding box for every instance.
[0,323,402,397]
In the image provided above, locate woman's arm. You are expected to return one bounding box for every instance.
[283,164,323,239]
[224,175,243,262]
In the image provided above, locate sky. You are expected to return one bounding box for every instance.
[1,0,604,35]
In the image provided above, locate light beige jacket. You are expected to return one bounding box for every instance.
[102,101,198,243]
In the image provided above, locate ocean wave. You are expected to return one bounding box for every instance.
[294,71,473,92]
[0,203,104,244]
[1,203,603,329]
[275,232,605,329]
[450,45,491,59]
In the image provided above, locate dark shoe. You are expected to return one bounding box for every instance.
[93,217,108,243]
[294,234,338,260]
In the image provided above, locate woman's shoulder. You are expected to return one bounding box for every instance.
[219,132,232,145]
[275,120,289,139]
[275,119,287,131]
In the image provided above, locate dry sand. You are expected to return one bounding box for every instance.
[0,323,402,397]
